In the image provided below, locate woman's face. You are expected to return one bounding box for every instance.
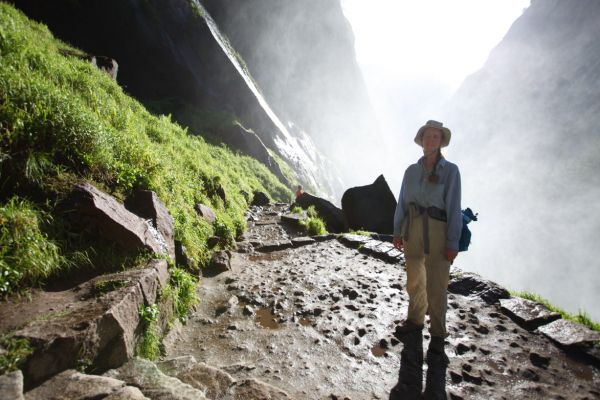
[422,128,442,153]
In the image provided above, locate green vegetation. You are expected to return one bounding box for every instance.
[349,229,371,237]
[299,206,328,236]
[291,206,303,214]
[0,4,292,295]
[0,335,33,373]
[137,303,161,360]
[0,197,63,294]
[511,291,600,332]
[168,267,199,322]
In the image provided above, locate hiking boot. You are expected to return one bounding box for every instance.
[423,349,449,400]
[389,382,422,400]
[428,336,446,354]
[394,320,424,338]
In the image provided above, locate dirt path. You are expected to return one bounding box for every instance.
[164,204,600,400]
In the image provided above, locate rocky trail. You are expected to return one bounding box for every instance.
[2,202,600,400]
[163,203,600,399]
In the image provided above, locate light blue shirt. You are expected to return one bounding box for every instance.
[393,156,462,251]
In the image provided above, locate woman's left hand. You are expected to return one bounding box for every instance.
[445,249,458,263]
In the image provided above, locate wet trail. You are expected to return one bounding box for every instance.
[164,204,600,400]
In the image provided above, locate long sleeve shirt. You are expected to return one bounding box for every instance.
[393,156,462,251]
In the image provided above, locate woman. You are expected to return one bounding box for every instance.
[392,120,462,355]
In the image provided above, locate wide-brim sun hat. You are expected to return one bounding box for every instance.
[414,120,451,148]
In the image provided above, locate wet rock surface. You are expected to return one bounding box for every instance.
[500,297,561,331]
[164,204,600,399]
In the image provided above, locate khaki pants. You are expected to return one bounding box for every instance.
[403,211,451,338]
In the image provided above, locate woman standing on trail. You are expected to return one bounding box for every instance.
[392,120,462,355]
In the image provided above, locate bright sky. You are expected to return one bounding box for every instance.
[341,0,530,91]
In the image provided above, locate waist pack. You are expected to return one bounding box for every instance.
[458,208,478,252]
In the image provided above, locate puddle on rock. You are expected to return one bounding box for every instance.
[299,318,313,327]
[256,307,280,329]
[371,344,387,357]
[562,354,593,381]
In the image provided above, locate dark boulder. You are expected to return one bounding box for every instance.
[448,269,510,305]
[59,49,118,80]
[204,251,232,277]
[175,240,196,270]
[194,203,217,224]
[341,175,397,234]
[295,193,347,233]
[251,191,270,207]
[125,189,175,260]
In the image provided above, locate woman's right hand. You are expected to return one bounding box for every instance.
[393,236,403,250]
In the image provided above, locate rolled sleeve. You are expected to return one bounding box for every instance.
[393,173,407,238]
[444,165,462,250]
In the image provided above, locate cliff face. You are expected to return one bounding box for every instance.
[203,0,381,189]
[444,0,600,319]
[12,0,364,198]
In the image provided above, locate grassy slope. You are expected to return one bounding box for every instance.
[0,3,291,294]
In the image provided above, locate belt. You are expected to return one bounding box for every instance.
[403,203,447,255]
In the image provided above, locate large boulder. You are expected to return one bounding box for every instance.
[24,370,137,400]
[341,175,397,234]
[104,357,208,400]
[125,189,175,260]
[194,203,217,224]
[295,192,347,233]
[15,261,168,388]
[63,183,166,256]
[204,251,232,277]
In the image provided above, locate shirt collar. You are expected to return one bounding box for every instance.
[418,155,447,169]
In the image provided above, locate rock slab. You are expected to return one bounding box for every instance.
[448,269,510,304]
[65,183,165,255]
[500,297,561,330]
[104,357,208,400]
[125,189,176,260]
[15,260,168,387]
[0,370,24,400]
[24,370,128,400]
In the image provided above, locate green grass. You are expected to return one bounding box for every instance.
[349,229,371,237]
[511,291,600,332]
[0,4,292,294]
[168,267,199,322]
[293,205,328,236]
[0,197,64,294]
[136,303,161,360]
[291,206,303,214]
[0,335,33,373]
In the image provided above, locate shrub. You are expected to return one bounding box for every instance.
[291,206,303,214]
[299,216,327,236]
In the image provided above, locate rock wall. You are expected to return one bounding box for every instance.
[11,0,375,198]
[203,0,381,192]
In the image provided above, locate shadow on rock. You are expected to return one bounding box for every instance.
[389,331,423,400]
